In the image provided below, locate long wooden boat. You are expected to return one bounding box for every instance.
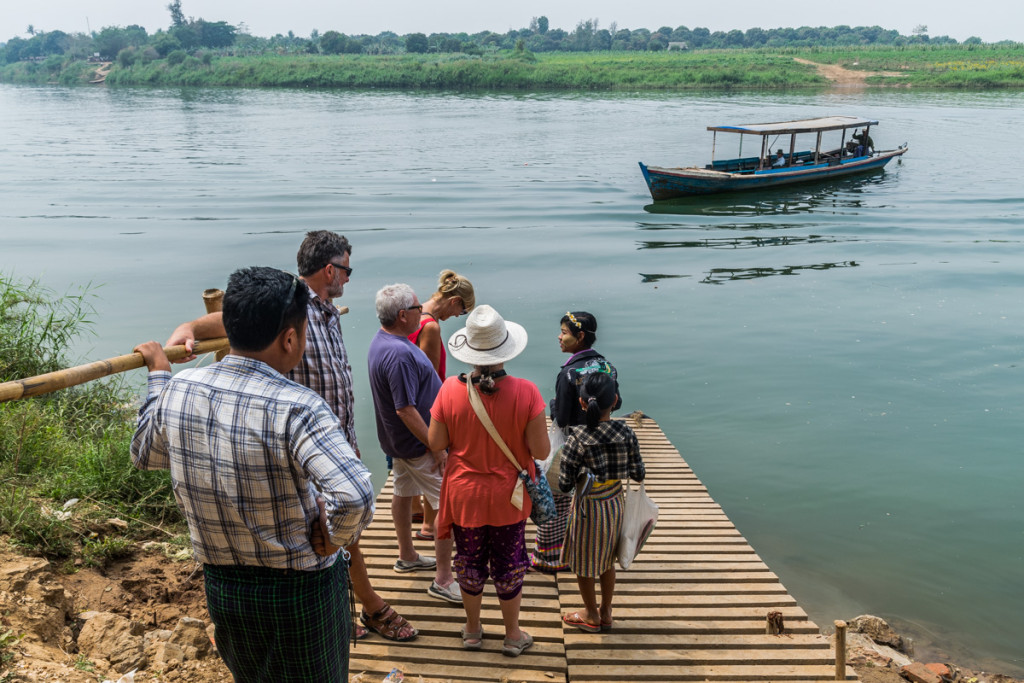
[639,115,907,200]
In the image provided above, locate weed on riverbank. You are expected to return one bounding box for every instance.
[0,275,183,567]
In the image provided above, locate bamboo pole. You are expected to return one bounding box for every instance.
[834,619,847,680]
[0,338,229,403]
[203,289,228,361]
[1,289,349,404]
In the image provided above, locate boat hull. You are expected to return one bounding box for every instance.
[640,147,907,200]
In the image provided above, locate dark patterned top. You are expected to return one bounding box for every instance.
[558,420,645,493]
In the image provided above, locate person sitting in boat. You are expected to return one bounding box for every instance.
[852,129,874,156]
[771,149,786,168]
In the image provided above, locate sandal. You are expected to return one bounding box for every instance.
[600,620,613,632]
[461,625,484,650]
[502,631,533,657]
[562,611,601,633]
[354,624,369,640]
[360,603,418,642]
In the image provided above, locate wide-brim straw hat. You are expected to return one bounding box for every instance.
[447,304,528,366]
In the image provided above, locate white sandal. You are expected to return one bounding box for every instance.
[502,631,533,657]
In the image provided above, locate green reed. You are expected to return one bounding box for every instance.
[0,275,181,564]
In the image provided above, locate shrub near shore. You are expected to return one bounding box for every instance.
[0,275,184,567]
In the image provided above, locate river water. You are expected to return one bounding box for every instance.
[2,83,1022,673]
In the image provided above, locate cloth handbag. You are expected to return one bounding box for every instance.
[616,480,658,570]
[465,376,557,525]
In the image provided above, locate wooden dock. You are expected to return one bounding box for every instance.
[351,417,855,682]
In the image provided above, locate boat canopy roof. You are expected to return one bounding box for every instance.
[708,116,879,136]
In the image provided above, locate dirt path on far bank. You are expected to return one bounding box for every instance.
[90,61,112,84]
[794,57,905,84]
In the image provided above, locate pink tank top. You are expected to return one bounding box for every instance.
[409,314,445,379]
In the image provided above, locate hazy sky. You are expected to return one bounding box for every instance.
[2,0,1018,43]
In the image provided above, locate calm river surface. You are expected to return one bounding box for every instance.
[2,83,1023,673]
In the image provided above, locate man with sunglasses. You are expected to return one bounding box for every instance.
[133,266,374,682]
[165,231,420,643]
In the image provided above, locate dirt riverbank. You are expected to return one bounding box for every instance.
[793,57,908,85]
[0,544,1020,683]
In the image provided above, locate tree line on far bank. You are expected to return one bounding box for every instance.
[2,3,1016,66]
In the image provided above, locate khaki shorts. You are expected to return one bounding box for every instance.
[392,453,442,509]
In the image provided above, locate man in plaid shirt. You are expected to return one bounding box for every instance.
[165,231,419,642]
[132,266,374,681]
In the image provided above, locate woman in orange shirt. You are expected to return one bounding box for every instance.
[429,305,549,657]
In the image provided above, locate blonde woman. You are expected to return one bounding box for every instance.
[407,270,475,540]
[409,270,475,380]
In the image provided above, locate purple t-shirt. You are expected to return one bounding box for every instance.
[367,329,442,460]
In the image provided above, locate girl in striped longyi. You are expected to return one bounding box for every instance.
[558,371,645,633]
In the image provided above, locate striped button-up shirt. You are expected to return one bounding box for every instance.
[287,284,358,450]
[131,355,375,570]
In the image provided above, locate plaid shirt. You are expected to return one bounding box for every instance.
[131,355,375,570]
[286,284,358,450]
[558,420,645,494]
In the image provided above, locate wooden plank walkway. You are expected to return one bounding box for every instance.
[350,417,854,682]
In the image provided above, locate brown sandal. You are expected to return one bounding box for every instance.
[360,603,418,642]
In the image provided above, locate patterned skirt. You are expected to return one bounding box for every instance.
[529,491,572,572]
[204,557,350,682]
[560,480,623,578]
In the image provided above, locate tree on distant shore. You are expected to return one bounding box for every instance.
[405,32,428,53]
[167,0,185,28]
[1,15,1014,67]
[320,30,347,54]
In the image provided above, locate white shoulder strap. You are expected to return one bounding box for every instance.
[466,376,526,510]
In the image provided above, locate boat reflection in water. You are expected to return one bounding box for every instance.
[699,260,858,285]
[637,259,859,285]
[637,234,853,250]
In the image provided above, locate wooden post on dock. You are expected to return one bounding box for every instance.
[202,288,223,313]
[202,289,227,361]
[835,619,848,680]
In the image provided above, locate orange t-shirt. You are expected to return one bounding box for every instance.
[430,375,546,539]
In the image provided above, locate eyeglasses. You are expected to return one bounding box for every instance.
[329,261,352,276]
[277,275,299,333]
[406,304,423,312]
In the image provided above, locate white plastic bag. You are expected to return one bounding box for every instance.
[616,481,658,570]
[539,421,566,490]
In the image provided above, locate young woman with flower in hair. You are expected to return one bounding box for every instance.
[529,310,622,573]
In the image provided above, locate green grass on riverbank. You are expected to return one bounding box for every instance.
[788,44,1024,87]
[96,50,825,90]
[0,275,183,566]
[4,46,1023,90]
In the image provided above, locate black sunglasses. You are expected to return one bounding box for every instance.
[329,261,353,276]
